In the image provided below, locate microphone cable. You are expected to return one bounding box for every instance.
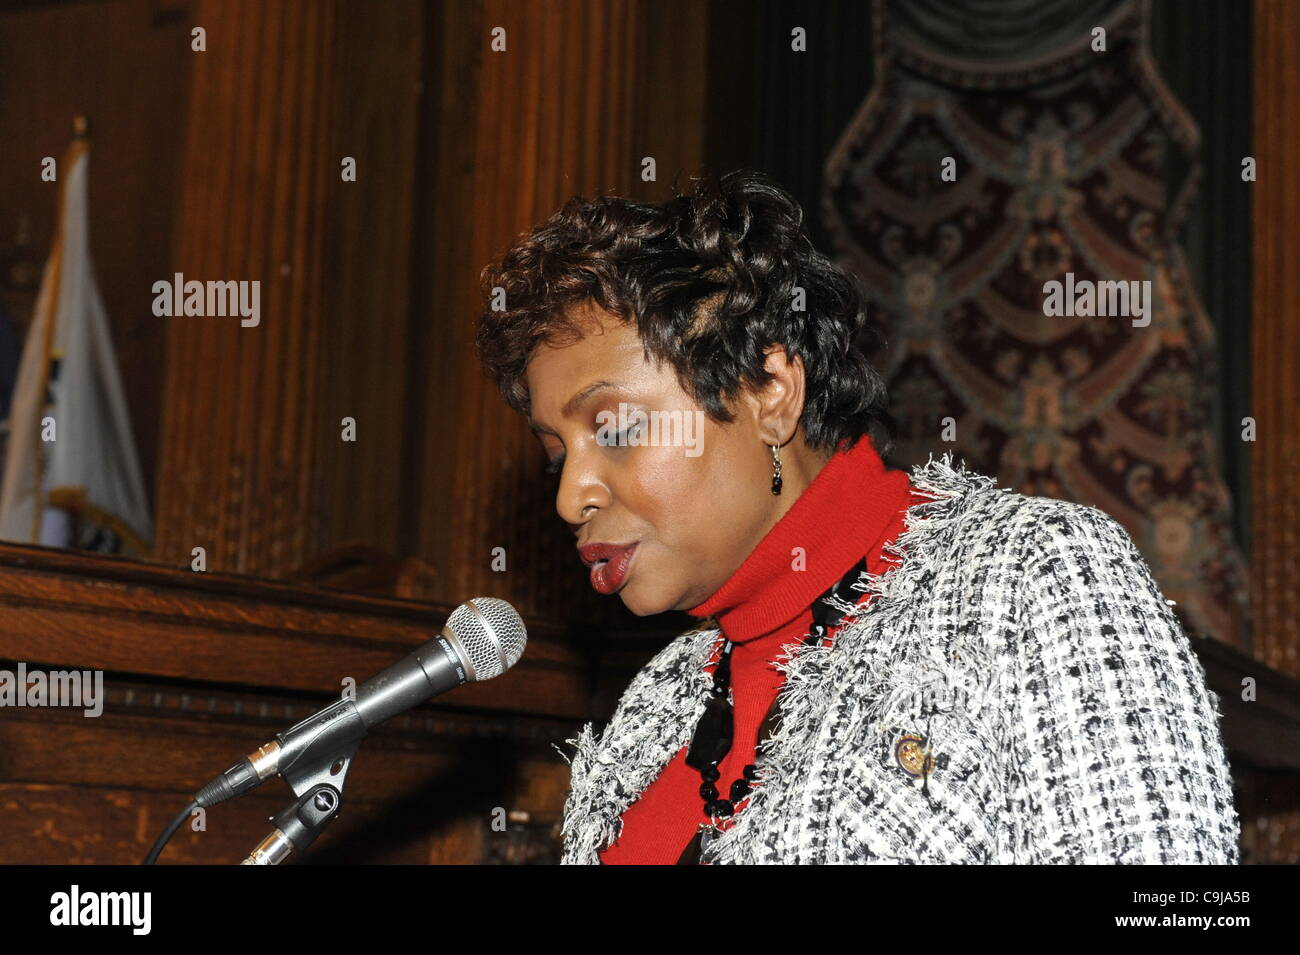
[142,799,199,865]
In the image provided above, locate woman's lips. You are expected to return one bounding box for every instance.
[587,543,638,595]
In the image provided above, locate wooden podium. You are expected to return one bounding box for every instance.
[0,542,590,864]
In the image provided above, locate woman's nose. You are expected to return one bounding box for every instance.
[555,453,610,526]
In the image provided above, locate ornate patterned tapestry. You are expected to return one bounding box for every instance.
[823,0,1249,649]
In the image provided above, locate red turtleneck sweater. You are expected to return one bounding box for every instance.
[599,435,921,864]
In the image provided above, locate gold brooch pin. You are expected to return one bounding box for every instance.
[895,734,935,779]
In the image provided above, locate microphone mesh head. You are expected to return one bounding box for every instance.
[446,598,527,681]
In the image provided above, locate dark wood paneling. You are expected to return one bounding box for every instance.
[0,0,194,522]
[155,0,337,575]
[425,0,712,626]
[1251,0,1300,680]
[317,0,424,558]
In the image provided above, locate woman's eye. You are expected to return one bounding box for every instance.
[544,454,566,476]
[614,421,644,445]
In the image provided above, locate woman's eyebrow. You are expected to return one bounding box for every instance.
[528,380,622,435]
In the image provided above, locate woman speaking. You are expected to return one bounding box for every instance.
[474,169,1240,865]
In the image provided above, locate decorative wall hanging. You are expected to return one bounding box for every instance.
[824,0,1249,649]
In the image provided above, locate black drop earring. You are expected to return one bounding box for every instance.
[770,443,783,495]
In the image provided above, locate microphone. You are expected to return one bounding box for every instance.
[194,597,526,810]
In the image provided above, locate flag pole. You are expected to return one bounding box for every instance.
[29,116,91,542]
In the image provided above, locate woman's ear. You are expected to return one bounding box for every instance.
[742,344,807,447]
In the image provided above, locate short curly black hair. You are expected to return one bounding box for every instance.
[474,168,895,457]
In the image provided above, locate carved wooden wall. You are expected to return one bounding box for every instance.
[1250,0,1299,680]
[140,0,711,632]
[154,0,427,581]
[418,0,711,626]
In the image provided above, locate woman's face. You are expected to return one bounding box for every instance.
[524,303,815,616]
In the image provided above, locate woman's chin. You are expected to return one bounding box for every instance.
[618,592,656,616]
[617,582,669,617]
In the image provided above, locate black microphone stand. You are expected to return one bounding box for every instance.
[241,779,347,865]
[240,729,364,864]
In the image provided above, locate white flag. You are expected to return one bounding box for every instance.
[0,139,152,554]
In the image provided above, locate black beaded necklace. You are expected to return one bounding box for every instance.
[676,554,871,864]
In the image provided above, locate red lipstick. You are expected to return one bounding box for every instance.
[578,542,639,595]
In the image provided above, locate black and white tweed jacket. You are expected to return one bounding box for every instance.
[555,453,1240,864]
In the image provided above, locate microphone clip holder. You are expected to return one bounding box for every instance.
[241,702,368,864]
